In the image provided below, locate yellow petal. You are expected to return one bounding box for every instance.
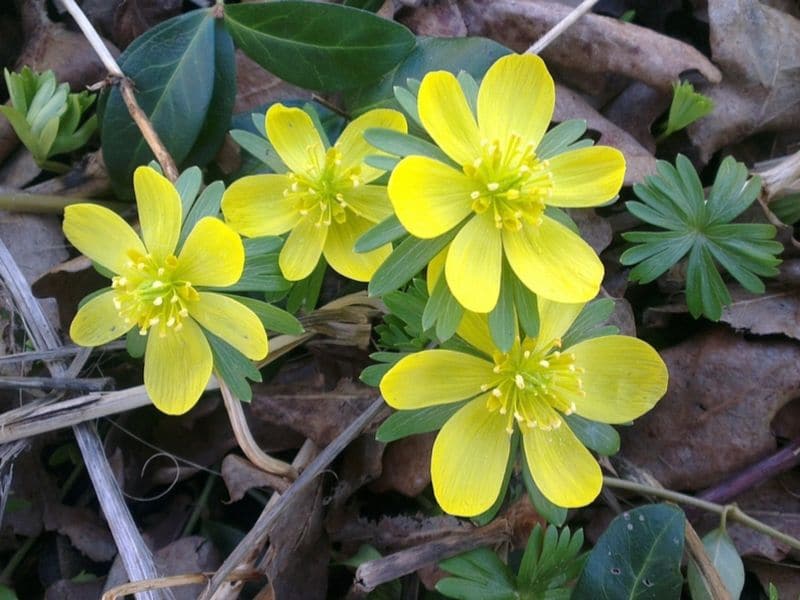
[176,217,244,287]
[522,419,602,507]
[380,350,495,409]
[144,318,213,415]
[418,70,481,165]
[336,108,407,183]
[426,247,448,294]
[503,216,603,303]
[533,297,585,353]
[388,156,473,238]
[456,312,496,357]
[221,174,299,237]
[63,204,145,274]
[546,147,626,207]
[279,217,327,281]
[133,166,182,260]
[565,336,668,423]
[342,185,394,223]
[477,54,554,149]
[432,396,511,516]
[190,292,268,360]
[445,214,502,313]
[265,104,325,175]
[69,290,132,346]
[323,214,391,282]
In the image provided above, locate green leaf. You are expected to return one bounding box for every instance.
[518,524,586,594]
[100,9,219,197]
[224,2,415,91]
[537,119,590,159]
[573,504,685,600]
[687,527,744,600]
[0,584,19,600]
[657,81,714,141]
[521,459,567,526]
[437,548,518,600]
[343,0,385,11]
[770,193,800,225]
[622,155,780,321]
[562,298,618,348]
[769,583,779,600]
[369,229,457,297]
[564,414,620,456]
[205,329,262,403]
[355,214,407,253]
[345,36,510,114]
[224,294,303,336]
[511,273,539,339]
[376,401,466,442]
[363,127,454,165]
[126,328,146,359]
[286,257,326,313]
[229,128,286,173]
[219,236,290,294]
[175,166,203,220]
[488,265,516,352]
[422,273,463,342]
[180,181,225,246]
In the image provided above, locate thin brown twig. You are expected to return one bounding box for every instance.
[684,520,731,600]
[101,570,262,600]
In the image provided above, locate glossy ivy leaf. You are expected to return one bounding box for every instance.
[686,527,744,600]
[100,9,233,197]
[621,155,782,320]
[224,2,415,91]
[657,81,714,141]
[573,504,685,600]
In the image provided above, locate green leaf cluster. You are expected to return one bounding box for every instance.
[657,80,714,141]
[686,526,744,600]
[621,155,782,320]
[0,67,96,169]
[436,525,586,600]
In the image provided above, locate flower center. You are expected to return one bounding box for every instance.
[463,134,554,232]
[481,337,585,434]
[111,250,199,337]
[282,144,363,228]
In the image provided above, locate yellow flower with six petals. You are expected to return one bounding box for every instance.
[64,166,268,415]
[222,104,407,282]
[380,297,667,516]
[388,54,626,313]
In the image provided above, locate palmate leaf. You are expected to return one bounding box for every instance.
[621,155,782,320]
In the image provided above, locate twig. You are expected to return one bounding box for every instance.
[0,340,126,365]
[604,476,800,552]
[0,188,123,213]
[101,570,262,600]
[56,0,179,181]
[526,0,601,55]
[697,436,800,506]
[199,399,388,599]
[219,378,297,479]
[684,520,731,600]
[350,518,511,595]
[0,375,113,392]
[0,236,167,600]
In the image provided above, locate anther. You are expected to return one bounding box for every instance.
[153,297,163,306]
[539,359,550,368]
[487,182,500,192]
[492,388,502,398]
[470,190,481,200]
[514,374,525,389]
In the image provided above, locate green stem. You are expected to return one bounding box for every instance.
[0,189,125,214]
[182,472,216,537]
[604,476,800,551]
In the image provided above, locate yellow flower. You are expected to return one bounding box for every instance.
[380,297,667,516]
[222,104,407,282]
[388,54,626,313]
[63,166,268,415]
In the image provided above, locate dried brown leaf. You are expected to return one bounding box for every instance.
[371,433,434,498]
[398,0,467,37]
[43,502,116,562]
[719,286,800,341]
[460,0,721,91]
[620,327,798,490]
[221,454,289,503]
[112,0,182,49]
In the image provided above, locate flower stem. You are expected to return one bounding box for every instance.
[604,476,800,551]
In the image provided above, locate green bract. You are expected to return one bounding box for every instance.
[0,67,96,170]
[657,80,714,141]
[621,155,782,320]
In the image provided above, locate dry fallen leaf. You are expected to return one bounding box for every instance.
[371,433,434,498]
[719,285,800,341]
[689,0,800,161]
[459,0,721,91]
[620,327,799,490]
[112,0,182,49]
[221,454,289,503]
[398,0,467,37]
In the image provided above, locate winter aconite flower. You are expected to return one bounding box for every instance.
[380,298,667,516]
[388,54,626,313]
[64,166,268,415]
[222,105,407,282]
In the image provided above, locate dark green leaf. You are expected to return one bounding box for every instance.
[100,10,217,197]
[564,414,620,456]
[126,328,146,359]
[221,236,290,293]
[179,181,225,246]
[511,276,539,338]
[562,298,617,348]
[488,265,516,352]
[343,0,385,11]
[355,214,407,253]
[368,229,457,297]
[175,166,203,220]
[573,504,685,600]
[224,2,415,91]
[376,401,467,442]
[286,257,326,313]
[345,36,510,114]
[205,329,262,403]
[224,294,303,335]
[422,273,462,341]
